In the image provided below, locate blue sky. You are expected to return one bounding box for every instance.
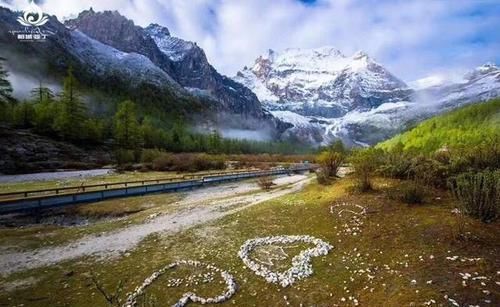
[4,0,500,82]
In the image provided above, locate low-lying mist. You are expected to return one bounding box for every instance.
[218,128,273,142]
[8,71,61,100]
[2,49,62,100]
[193,111,278,142]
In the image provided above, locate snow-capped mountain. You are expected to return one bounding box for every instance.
[336,64,500,145]
[67,30,182,90]
[146,24,193,62]
[0,7,283,136]
[235,48,413,118]
[0,7,183,94]
[65,9,268,121]
[235,48,500,146]
[417,63,500,109]
[143,23,268,120]
[1,5,498,146]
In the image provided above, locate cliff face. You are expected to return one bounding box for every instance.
[1,7,284,140]
[65,10,267,119]
[64,9,177,77]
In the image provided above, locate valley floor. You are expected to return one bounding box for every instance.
[0,174,499,306]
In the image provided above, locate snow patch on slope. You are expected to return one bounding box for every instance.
[271,110,313,127]
[69,30,180,88]
[146,24,194,62]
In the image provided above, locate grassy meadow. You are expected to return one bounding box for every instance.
[1,175,498,306]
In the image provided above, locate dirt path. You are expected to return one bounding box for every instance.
[0,174,311,276]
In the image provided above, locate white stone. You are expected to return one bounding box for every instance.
[122,260,237,307]
[238,235,333,287]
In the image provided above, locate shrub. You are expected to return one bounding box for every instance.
[349,148,384,192]
[399,183,425,205]
[115,149,135,165]
[449,170,500,222]
[192,153,225,172]
[151,153,226,172]
[379,143,413,179]
[315,168,331,185]
[257,176,275,191]
[433,147,451,164]
[152,153,174,171]
[407,155,450,188]
[141,149,163,164]
[450,141,500,174]
[317,151,344,178]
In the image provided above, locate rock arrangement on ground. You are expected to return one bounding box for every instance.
[238,235,333,287]
[330,203,367,237]
[122,260,237,307]
[330,202,367,217]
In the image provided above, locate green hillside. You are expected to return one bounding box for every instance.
[378,98,500,153]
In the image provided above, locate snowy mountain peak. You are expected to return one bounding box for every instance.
[145,24,194,62]
[281,46,345,58]
[472,62,499,76]
[463,62,500,82]
[255,47,347,74]
[352,50,369,60]
[478,62,498,70]
[146,23,170,37]
[235,46,411,111]
[260,49,277,61]
[233,46,413,146]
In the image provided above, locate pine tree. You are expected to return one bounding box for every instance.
[13,101,35,127]
[208,130,222,153]
[31,81,56,134]
[53,67,87,141]
[140,116,157,148]
[82,118,104,143]
[0,57,13,105]
[0,57,14,122]
[113,100,142,149]
[30,80,54,104]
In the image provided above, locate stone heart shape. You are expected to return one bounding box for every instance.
[122,260,237,307]
[330,203,367,218]
[238,235,333,287]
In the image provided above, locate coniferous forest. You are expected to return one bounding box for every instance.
[0,59,312,163]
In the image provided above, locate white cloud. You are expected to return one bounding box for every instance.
[3,0,498,82]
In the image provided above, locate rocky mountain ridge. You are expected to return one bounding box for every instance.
[65,9,267,120]
[235,48,500,146]
[0,6,281,137]
[1,5,498,147]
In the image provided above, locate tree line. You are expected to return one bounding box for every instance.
[0,59,312,158]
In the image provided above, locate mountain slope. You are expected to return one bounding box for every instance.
[65,10,267,120]
[378,98,500,153]
[1,7,284,137]
[0,6,198,123]
[234,48,500,146]
[235,48,413,117]
[416,63,500,110]
[234,47,414,145]
[65,9,177,77]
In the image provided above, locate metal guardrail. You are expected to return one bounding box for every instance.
[0,167,312,214]
[0,169,260,200]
